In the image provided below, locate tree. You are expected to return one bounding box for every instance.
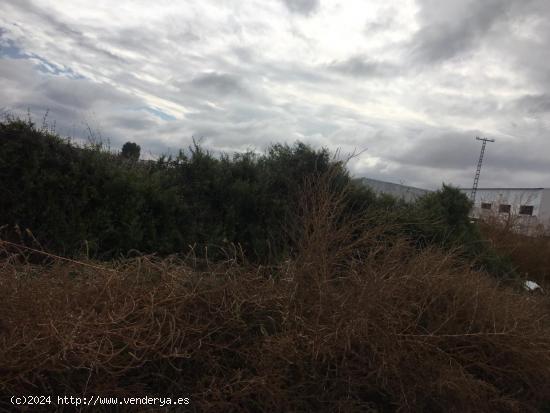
[121,142,140,161]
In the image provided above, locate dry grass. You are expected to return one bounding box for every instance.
[2,174,550,412]
[479,214,550,287]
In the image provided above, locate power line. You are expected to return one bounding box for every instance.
[470,136,495,204]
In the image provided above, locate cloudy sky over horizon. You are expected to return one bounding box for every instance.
[1,0,549,189]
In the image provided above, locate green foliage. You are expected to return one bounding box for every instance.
[399,185,516,278]
[0,117,361,261]
[408,184,475,246]
[120,141,140,161]
[0,118,183,257]
[0,116,514,277]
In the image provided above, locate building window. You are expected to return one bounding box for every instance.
[481,203,492,210]
[519,205,534,216]
[499,204,511,213]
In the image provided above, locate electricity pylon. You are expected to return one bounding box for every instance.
[470,136,495,204]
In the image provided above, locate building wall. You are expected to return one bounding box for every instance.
[459,188,549,235]
[539,189,550,227]
[357,178,550,234]
[473,188,543,215]
[358,178,431,203]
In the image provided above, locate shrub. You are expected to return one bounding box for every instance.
[0,117,186,257]
[120,141,140,161]
[1,173,549,412]
[393,185,517,279]
[1,117,372,261]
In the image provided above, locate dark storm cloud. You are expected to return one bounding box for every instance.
[348,124,550,190]
[387,130,489,170]
[187,72,250,96]
[486,148,550,175]
[414,92,502,121]
[496,4,550,91]
[281,0,320,16]
[409,0,518,64]
[37,75,139,111]
[103,112,158,131]
[382,127,550,187]
[514,94,550,115]
[328,55,399,78]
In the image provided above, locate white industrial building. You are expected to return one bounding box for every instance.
[358,177,550,235]
[459,187,550,235]
[357,177,431,203]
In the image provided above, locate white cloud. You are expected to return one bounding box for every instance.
[1,0,550,189]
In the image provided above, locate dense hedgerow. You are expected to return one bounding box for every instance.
[0,116,514,277]
[398,185,517,278]
[0,117,374,260]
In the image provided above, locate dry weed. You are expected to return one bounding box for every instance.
[1,172,550,412]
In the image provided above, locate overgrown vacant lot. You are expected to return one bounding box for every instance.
[2,180,550,413]
[480,216,550,288]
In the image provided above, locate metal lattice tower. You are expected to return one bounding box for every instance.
[470,136,495,204]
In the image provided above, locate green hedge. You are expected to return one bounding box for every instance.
[0,117,515,276]
[0,118,374,260]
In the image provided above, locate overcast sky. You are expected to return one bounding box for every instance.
[1,0,549,189]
